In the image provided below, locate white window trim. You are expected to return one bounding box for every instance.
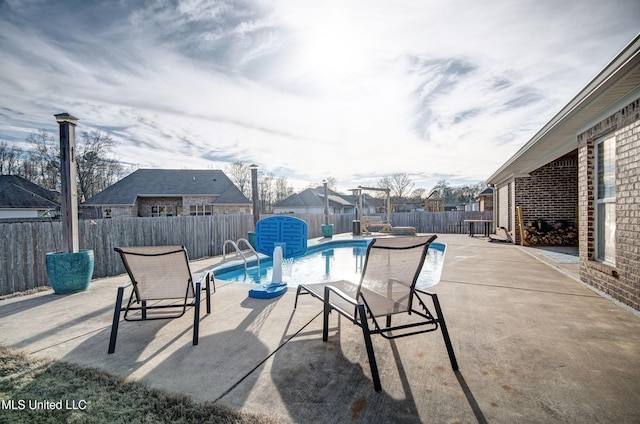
[151,205,175,217]
[594,134,616,265]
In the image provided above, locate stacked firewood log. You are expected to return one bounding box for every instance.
[523,220,578,246]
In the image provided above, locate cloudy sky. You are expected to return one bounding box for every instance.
[1,0,639,193]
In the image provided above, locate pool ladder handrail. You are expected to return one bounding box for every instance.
[222,238,260,271]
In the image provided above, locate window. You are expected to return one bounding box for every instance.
[595,135,616,264]
[189,205,212,216]
[151,205,175,217]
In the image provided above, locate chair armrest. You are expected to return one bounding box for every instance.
[324,284,363,319]
[119,281,133,289]
[191,271,209,285]
[324,284,359,306]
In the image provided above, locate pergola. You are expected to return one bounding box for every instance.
[350,186,392,222]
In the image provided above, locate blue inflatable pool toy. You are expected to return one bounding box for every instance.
[255,216,308,258]
[250,216,308,299]
[249,216,308,299]
[248,282,288,299]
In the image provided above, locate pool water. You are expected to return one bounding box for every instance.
[213,241,446,289]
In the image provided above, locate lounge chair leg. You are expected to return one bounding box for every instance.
[431,293,458,371]
[358,304,381,391]
[205,274,212,314]
[322,286,331,342]
[142,300,147,320]
[108,286,125,354]
[294,285,307,309]
[294,286,301,309]
[193,282,201,346]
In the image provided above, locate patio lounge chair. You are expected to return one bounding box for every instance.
[108,245,212,354]
[294,235,458,391]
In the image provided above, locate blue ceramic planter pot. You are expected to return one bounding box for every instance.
[321,224,334,238]
[248,231,257,248]
[45,250,94,294]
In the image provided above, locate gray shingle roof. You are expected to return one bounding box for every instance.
[83,169,250,206]
[0,175,59,209]
[274,187,353,208]
[478,187,494,196]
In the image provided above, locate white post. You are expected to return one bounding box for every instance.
[323,179,329,226]
[54,113,79,253]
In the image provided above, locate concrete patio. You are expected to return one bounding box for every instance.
[1,234,639,423]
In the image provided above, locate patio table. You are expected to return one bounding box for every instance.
[463,219,494,237]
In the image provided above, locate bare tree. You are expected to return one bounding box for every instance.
[325,176,337,190]
[25,129,60,189]
[378,173,414,198]
[430,179,452,202]
[411,187,427,200]
[258,172,275,213]
[310,177,337,190]
[13,129,123,200]
[225,161,251,198]
[76,130,123,200]
[429,180,484,204]
[274,176,293,203]
[0,141,23,175]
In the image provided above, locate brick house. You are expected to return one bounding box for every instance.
[82,169,251,218]
[487,34,640,312]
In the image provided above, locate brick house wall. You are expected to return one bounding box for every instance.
[135,196,251,216]
[478,195,493,212]
[514,151,578,238]
[108,206,134,218]
[136,197,182,217]
[182,196,217,215]
[494,153,578,245]
[577,98,640,311]
[183,196,251,215]
[216,205,252,214]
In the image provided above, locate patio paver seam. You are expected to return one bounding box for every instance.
[439,279,603,298]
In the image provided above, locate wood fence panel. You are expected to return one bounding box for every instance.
[0,211,492,295]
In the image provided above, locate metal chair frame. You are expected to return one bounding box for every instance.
[296,236,458,391]
[108,246,212,354]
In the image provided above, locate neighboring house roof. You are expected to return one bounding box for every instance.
[274,187,354,209]
[338,192,379,210]
[477,187,494,197]
[487,34,640,185]
[83,169,250,206]
[0,175,59,209]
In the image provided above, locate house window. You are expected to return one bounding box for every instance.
[103,208,112,218]
[189,205,212,216]
[595,134,616,264]
[151,205,175,217]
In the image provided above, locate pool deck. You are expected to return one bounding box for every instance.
[1,233,639,423]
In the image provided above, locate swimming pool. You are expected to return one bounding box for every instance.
[212,239,446,289]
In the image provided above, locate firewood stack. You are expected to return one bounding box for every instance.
[523,219,578,246]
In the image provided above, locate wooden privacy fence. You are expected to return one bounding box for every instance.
[0,210,492,296]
